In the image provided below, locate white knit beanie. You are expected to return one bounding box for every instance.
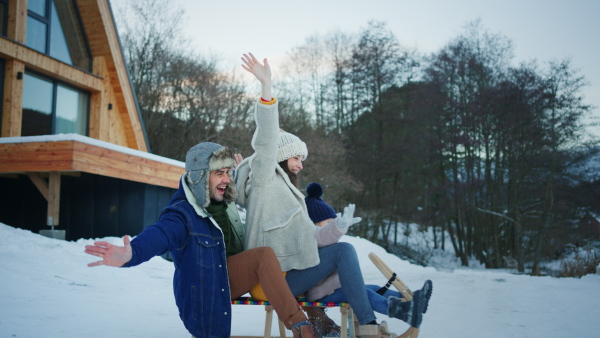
[277,132,308,163]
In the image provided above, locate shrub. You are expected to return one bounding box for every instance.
[559,247,600,278]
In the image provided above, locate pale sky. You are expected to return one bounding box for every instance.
[114,0,600,137]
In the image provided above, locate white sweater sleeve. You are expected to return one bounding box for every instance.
[315,218,345,248]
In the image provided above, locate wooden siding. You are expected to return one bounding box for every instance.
[0,38,104,90]
[89,55,127,146]
[0,140,184,189]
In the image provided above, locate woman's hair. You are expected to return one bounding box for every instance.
[278,160,298,188]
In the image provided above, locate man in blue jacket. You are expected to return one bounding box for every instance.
[85,142,315,338]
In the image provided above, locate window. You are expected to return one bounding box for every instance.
[26,0,91,71]
[0,0,7,36]
[0,58,3,133]
[55,84,89,134]
[21,72,89,137]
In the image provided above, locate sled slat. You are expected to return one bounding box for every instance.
[369,252,421,338]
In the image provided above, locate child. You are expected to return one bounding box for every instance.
[304,182,433,331]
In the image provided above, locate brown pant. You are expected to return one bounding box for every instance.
[227,247,307,329]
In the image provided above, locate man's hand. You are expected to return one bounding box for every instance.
[336,204,362,231]
[85,235,132,267]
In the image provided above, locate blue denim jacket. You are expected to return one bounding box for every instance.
[124,180,232,338]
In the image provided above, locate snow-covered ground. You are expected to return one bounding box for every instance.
[1,222,599,337]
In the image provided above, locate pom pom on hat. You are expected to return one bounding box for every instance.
[304,182,337,224]
[306,182,323,198]
[277,132,308,163]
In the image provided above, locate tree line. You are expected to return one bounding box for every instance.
[116,1,600,274]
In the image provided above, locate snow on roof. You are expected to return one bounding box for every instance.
[0,133,184,168]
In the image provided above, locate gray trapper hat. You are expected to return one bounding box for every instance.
[185,142,237,208]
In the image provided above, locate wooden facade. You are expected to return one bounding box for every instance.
[0,0,185,240]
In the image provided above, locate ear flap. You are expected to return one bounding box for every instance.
[187,169,210,207]
[223,170,238,203]
[188,170,205,185]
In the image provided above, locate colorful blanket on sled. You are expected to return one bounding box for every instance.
[232,296,348,307]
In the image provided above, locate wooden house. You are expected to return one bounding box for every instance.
[0,0,185,240]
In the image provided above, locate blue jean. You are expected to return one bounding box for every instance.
[285,242,377,325]
[319,284,402,316]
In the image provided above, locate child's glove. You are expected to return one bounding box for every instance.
[336,204,362,231]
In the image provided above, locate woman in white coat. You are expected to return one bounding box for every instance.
[235,53,430,338]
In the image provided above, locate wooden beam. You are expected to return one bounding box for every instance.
[70,142,183,188]
[26,171,61,226]
[89,56,111,141]
[1,59,24,137]
[6,0,27,43]
[0,38,104,92]
[26,172,49,201]
[47,172,61,226]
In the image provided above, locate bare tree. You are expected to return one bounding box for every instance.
[113,8,599,271]
[424,20,514,266]
[277,34,328,128]
[114,0,188,156]
[323,30,356,133]
[530,58,593,274]
[114,0,254,159]
[351,20,418,112]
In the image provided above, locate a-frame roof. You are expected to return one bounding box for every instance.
[76,0,148,152]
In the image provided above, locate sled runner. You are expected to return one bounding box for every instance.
[368,252,420,338]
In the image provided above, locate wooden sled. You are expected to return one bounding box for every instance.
[192,297,353,338]
[368,252,420,338]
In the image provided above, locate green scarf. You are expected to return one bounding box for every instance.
[206,201,243,257]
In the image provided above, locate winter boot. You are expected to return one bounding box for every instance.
[292,321,317,338]
[387,280,431,328]
[422,279,433,314]
[304,306,341,337]
[357,321,397,338]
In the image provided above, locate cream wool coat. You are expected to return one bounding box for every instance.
[236,100,344,272]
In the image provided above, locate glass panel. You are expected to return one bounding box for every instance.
[22,73,53,136]
[26,16,47,53]
[55,84,88,135]
[0,59,4,133]
[28,0,47,17]
[52,0,91,70]
[0,2,7,36]
[49,1,72,65]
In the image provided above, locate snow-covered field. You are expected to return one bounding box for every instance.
[1,222,599,337]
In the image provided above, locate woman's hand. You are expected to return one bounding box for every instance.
[241,53,272,100]
[233,153,243,170]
